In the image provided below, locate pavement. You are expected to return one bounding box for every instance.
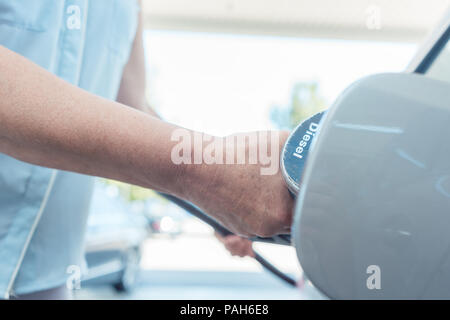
[75,231,304,300]
[75,269,302,300]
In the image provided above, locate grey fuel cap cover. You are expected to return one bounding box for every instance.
[293,73,450,299]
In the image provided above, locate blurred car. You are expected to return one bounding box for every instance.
[82,181,149,292]
[147,215,182,236]
[143,200,188,237]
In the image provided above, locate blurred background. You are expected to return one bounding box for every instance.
[75,0,450,299]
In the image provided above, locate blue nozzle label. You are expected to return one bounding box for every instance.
[281,111,325,195]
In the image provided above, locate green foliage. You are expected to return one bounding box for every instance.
[271,82,328,130]
[100,179,164,203]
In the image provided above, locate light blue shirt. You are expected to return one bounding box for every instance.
[0,0,139,298]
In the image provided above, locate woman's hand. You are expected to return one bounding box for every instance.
[184,131,293,237]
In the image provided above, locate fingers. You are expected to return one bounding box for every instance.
[189,130,295,237]
[225,235,255,258]
[215,233,255,258]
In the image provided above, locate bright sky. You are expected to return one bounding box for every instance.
[144,30,418,136]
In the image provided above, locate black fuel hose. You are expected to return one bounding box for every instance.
[158,193,297,287]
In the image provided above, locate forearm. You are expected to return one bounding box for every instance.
[115,0,160,118]
[0,46,293,237]
[0,45,197,198]
[115,59,160,117]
